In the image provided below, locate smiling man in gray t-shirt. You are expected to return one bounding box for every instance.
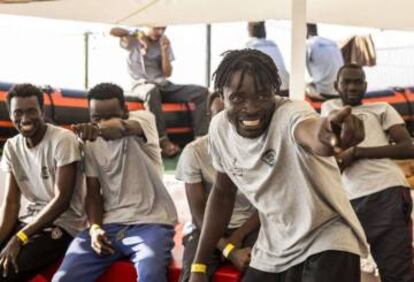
[0,83,86,282]
[189,50,368,282]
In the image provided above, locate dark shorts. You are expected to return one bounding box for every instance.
[351,186,414,282]
[242,250,360,282]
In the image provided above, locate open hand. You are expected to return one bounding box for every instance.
[160,35,170,52]
[0,237,21,278]
[90,227,115,256]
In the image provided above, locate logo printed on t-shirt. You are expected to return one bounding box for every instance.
[51,227,63,240]
[261,149,276,167]
[41,166,49,179]
[229,158,245,177]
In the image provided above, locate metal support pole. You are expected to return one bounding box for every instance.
[205,24,211,88]
[84,32,90,90]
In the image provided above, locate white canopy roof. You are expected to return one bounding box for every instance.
[0,0,413,30]
[1,0,413,99]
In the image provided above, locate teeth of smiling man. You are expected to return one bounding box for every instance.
[21,124,33,131]
[242,120,260,127]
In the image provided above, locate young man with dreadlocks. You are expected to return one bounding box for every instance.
[188,49,369,282]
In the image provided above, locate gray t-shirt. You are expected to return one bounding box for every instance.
[245,38,290,91]
[0,124,87,236]
[84,111,177,226]
[306,36,344,95]
[175,135,256,235]
[121,33,175,84]
[321,99,409,199]
[209,97,368,273]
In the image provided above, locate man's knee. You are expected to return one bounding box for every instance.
[144,87,163,113]
[146,87,162,102]
[52,270,76,282]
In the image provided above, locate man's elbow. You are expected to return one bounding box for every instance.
[110,28,120,37]
[110,28,128,38]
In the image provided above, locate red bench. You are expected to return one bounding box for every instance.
[29,260,241,282]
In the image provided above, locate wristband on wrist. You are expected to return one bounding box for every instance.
[89,224,101,236]
[222,243,235,258]
[16,230,29,245]
[191,263,207,273]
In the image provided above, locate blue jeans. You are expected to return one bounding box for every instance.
[52,223,175,282]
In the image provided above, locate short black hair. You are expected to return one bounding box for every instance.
[336,63,365,80]
[213,49,281,95]
[87,83,125,107]
[307,23,318,37]
[7,83,44,110]
[248,22,266,39]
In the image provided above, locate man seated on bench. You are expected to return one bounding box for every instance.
[52,83,178,282]
[321,64,414,281]
[0,83,86,282]
[176,92,260,282]
[110,26,209,158]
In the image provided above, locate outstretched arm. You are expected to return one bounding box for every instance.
[110,27,130,38]
[295,106,365,156]
[72,118,145,141]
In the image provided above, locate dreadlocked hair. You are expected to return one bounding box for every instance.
[213,49,281,94]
